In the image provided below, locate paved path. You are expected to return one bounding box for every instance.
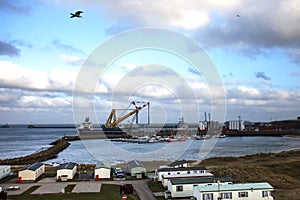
[129,179,157,200]
[32,182,68,194]
[72,182,101,193]
[1,178,156,200]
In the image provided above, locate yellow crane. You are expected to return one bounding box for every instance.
[104,101,149,128]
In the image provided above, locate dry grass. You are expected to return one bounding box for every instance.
[199,148,300,200]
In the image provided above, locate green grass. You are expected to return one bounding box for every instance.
[148,181,165,192]
[8,184,139,200]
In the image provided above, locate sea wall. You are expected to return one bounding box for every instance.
[0,137,78,165]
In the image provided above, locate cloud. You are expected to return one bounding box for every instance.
[61,54,85,66]
[193,0,300,61]
[52,40,84,54]
[0,61,77,92]
[0,40,20,57]
[56,0,300,65]
[255,71,271,81]
[290,71,300,76]
[0,0,31,14]
[225,86,300,121]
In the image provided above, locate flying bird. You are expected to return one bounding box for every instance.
[70,11,83,18]
[236,14,240,17]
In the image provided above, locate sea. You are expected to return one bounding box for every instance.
[1,125,300,165]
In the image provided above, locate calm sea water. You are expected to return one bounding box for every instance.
[1,125,300,165]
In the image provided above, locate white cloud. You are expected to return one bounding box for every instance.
[0,60,78,92]
[18,96,71,108]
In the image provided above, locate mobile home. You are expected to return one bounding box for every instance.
[193,182,274,200]
[161,172,214,188]
[18,162,45,182]
[165,177,233,199]
[0,165,11,180]
[57,162,77,181]
[128,160,146,178]
[155,166,207,182]
[94,161,111,180]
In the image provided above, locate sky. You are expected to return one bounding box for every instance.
[1,0,300,124]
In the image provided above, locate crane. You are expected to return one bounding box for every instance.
[104,101,149,128]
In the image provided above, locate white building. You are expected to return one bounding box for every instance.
[0,165,11,180]
[193,182,274,200]
[155,166,207,182]
[128,160,146,178]
[161,172,214,188]
[18,162,45,182]
[94,161,111,180]
[57,162,77,181]
[165,177,233,199]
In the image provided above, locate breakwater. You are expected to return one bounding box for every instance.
[0,136,80,165]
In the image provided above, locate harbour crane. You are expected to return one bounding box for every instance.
[104,101,149,128]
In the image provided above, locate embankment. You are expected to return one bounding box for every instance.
[0,136,79,165]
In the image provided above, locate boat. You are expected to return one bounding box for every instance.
[77,117,131,139]
[77,101,149,139]
[0,123,9,128]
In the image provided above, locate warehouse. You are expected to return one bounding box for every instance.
[94,161,111,180]
[18,162,45,182]
[57,162,77,181]
[128,160,146,178]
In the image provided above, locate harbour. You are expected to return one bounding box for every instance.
[1,125,300,165]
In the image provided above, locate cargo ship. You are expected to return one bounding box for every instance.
[77,101,149,139]
[77,117,130,139]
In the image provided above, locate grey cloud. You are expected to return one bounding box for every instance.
[0,40,20,57]
[0,0,31,14]
[255,72,271,81]
[290,71,300,76]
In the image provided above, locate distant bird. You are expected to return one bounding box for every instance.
[236,14,240,17]
[70,11,83,18]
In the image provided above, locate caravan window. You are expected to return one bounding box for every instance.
[202,193,213,200]
[176,186,183,192]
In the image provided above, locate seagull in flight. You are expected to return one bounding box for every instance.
[70,11,83,18]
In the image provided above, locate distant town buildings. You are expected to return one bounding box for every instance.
[224,117,300,131]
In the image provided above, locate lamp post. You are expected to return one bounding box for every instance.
[217,180,222,200]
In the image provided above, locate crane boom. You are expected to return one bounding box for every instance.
[104,101,149,128]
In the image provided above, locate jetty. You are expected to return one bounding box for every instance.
[0,136,80,165]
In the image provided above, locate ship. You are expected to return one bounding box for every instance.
[77,101,149,139]
[77,117,130,139]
